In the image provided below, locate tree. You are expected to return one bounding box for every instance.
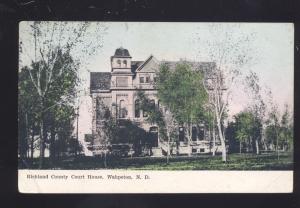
[226,121,240,153]
[199,24,256,162]
[234,111,261,154]
[156,63,208,156]
[244,71,266,154]
[137,90,177,163]
[279,104,293,151]
[19,21,106,168]
[265,104,280,159]
[18,66,41,160]
[18,52,79,166]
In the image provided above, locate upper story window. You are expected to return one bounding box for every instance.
[123,60,127,67]
[140,77,144,83]
[116,77,128,87]
[153,77,157,83]
[117,59,121,67]
[145,76,150,83]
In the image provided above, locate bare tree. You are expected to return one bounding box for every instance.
[163,107,178,163]
[199,24,256,162]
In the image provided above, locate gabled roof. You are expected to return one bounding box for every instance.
[90,72,111,91]
[161,61,216,75]
[136,55,160,72]
[131,61,143,73]
[90,54,216,92]
[136,55,153,71]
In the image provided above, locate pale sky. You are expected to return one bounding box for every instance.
[19,22,294,152]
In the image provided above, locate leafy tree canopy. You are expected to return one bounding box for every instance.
[156,63,208,125]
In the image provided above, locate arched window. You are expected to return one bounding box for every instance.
[179,127,185,142]
[119,100,127,118]
[144,99,155,117]
[135,100,140,118]
[123,60,127,67]
[117,59,121,67]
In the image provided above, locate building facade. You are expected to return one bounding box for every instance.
[89,48,222,156]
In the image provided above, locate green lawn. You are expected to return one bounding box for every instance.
[19,152,293,170]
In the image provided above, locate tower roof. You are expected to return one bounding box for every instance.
[113,47,131,57]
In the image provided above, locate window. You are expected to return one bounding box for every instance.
[143,100,155,117]
[140,77,144,83]
[192,127,197,141]
[117,59,121,67]
[179,127,185,142]
[116,77,128,87]
[119,100,127,118]
[145,76,150,83]
[198,129,204,140]
[153,77,157,83]
[200,148,205,153]
[149,127,158,147]
[135,100,140,118]
[123,60,127,67]
[96,99,102,122]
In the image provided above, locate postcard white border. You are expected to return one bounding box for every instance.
[18,170,293,193]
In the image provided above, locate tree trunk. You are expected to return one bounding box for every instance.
[255,139,260,155]
[75,112,79,157]
[39,119,45,169]
[276,130,279,160]
[216,114,226,162]
[39,97,46,169]
[50,127,56,161]
[167,131,170,164]
[212,121,216,156]
[24,113,29,159]
[30,130,34,159]
[187,123,192,156]
[239,141,242,154]
[104,151,107,168]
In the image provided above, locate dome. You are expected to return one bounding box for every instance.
[113,47,131,57]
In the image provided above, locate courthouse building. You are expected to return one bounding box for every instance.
[89,47,222,156]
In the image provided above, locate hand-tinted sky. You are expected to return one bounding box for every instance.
[19,22,294,148]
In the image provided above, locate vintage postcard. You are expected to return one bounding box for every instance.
[18,22,293,193]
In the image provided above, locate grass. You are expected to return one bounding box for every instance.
[19,152,293,170]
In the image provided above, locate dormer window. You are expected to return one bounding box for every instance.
[117,59,121,67]
[123,60,127,67]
